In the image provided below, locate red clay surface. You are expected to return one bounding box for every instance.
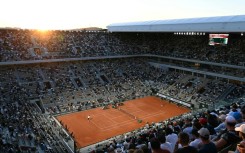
[56,96,190,148]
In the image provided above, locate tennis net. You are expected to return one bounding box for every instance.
[118,107,137,120]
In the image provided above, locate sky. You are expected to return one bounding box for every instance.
[0,0,245,30]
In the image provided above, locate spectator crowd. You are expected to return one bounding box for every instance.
[0,29,244,153]
[0,29,244,66]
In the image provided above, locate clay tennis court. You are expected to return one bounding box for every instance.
[56,96,190,148]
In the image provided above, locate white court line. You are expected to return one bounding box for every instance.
[90,110,138,130]
[102,111,127,120]
[90,120,103,129]
[99,111,166,131]
[100,118,137,131]
[90,107,167,131]
[104,109,128,120]
[98,110,143,130]
[99,120,135,131]
[90,113,117,130]
[106,109,142,120]
[99,115,138,130]
[141,111,166,120]
[100,110,166,130]
[100,120,138,132]
[116,108,164,119]
[99,110,165,131]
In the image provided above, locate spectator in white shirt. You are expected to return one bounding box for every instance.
[158,133,172,153]
[189,128,202,149]
[165,127,178,153]
[214,114,227,134]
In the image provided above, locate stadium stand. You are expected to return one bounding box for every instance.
[0,15,244,153]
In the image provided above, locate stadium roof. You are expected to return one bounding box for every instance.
[107,15,245,32]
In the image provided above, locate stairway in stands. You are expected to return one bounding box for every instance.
[216,84,236,101]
